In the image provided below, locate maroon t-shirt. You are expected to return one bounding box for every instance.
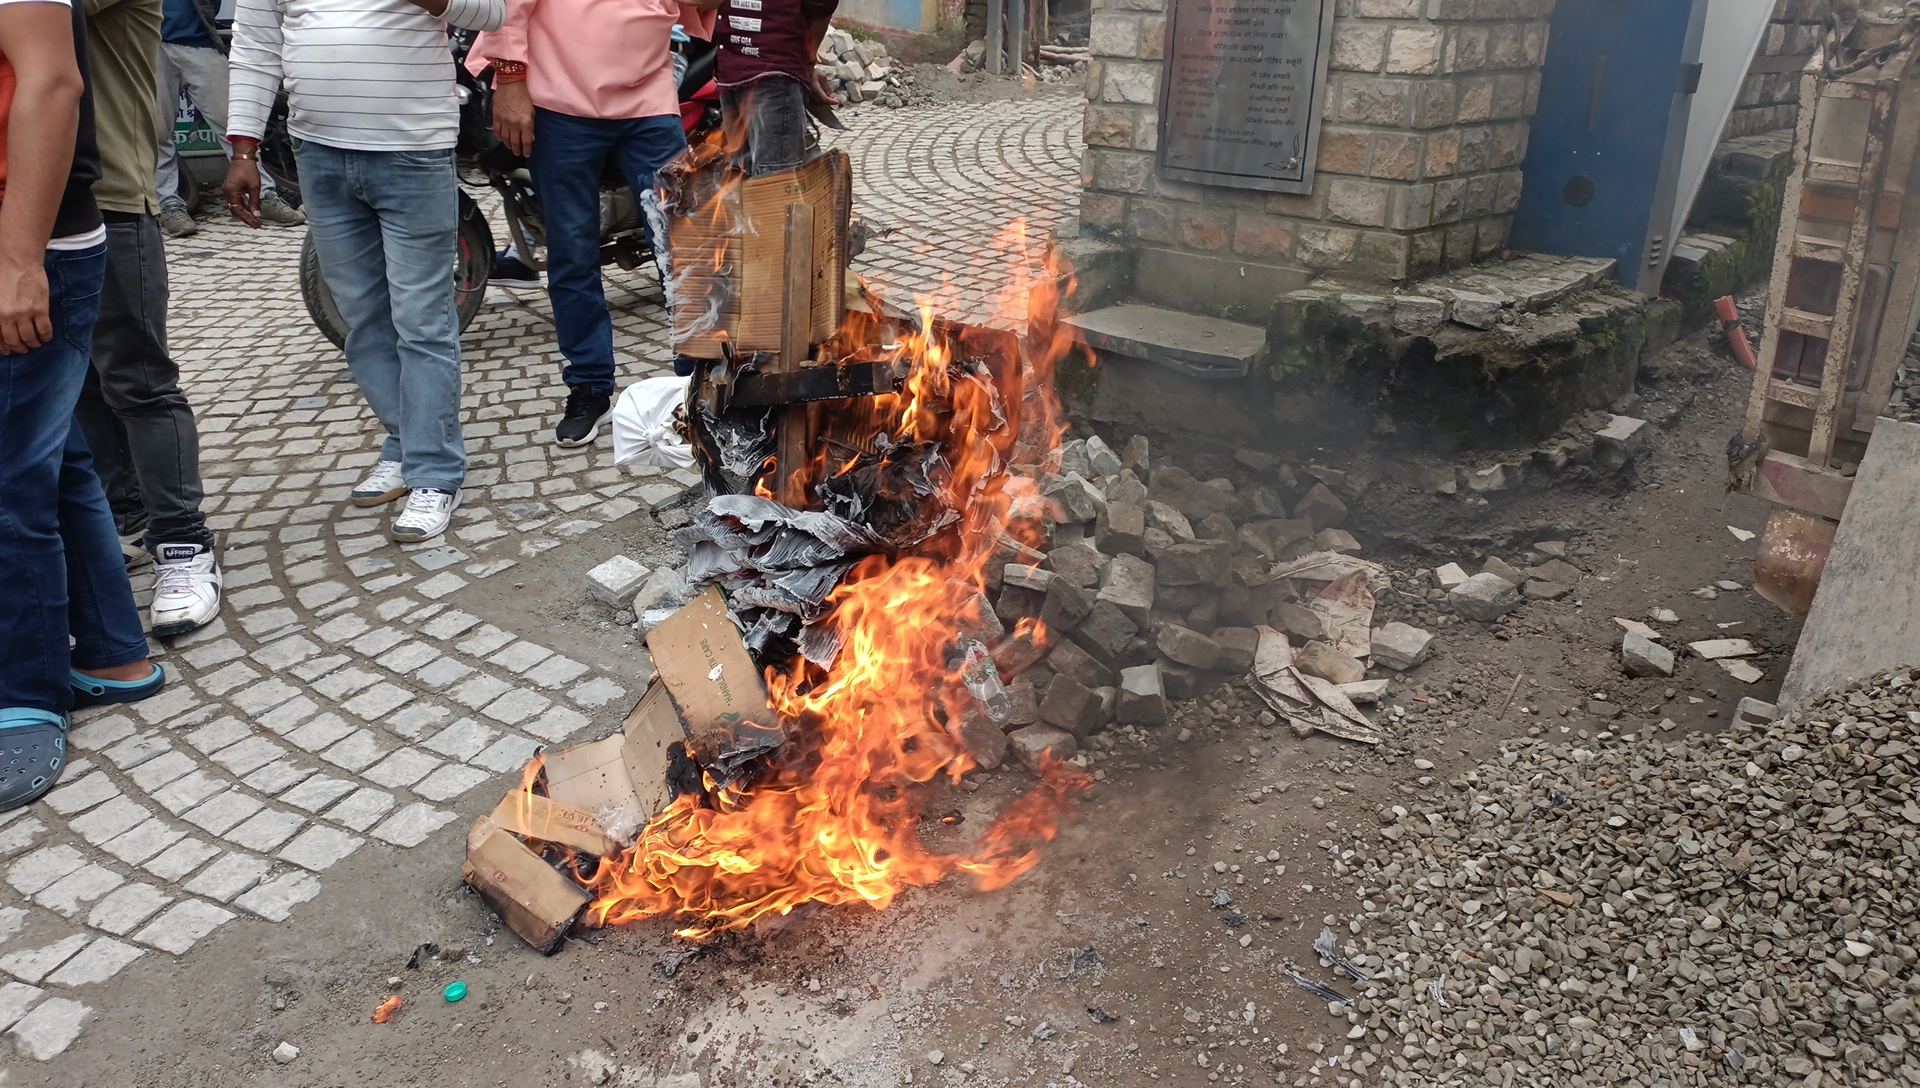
[715,0,838,89]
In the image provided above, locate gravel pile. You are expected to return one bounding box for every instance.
[1314,668,1920,1087]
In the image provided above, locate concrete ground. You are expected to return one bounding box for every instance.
[0,83,1805,1088]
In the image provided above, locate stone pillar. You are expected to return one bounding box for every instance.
[1079,0,1556,318]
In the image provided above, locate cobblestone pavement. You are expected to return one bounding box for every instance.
[0,90,1082,1064]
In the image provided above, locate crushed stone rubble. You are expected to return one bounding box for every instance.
[1308,668,1920,1087]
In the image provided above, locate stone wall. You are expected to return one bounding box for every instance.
[1078,0,1555,319]
[1723,0,1828,140]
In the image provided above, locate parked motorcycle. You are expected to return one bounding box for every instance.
[300,30,723,350]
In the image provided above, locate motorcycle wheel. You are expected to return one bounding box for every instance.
[299,193,495,352]
[176,162,200,212]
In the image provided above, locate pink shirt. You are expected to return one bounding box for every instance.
[472,0,713,121]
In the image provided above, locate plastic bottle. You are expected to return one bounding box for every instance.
[958,640,1011,723]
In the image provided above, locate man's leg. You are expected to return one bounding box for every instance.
[363,146,465,542]
[58,422,150,676]
[529,108,621,447]
[0,246,107,718]
[153,46,197,237]
[171,43,302,224]
[73,365,145,538]
[612,113,689,370]
[742,77,812,177]
[297,142,410,492]
[90,216,222,634]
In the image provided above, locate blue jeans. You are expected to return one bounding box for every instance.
[0,244,149,715]
[529,109,686,397]
[296,141,466,492]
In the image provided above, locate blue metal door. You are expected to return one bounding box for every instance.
[1510,0,1708,294]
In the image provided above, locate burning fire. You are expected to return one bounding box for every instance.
[586,222,1095,938]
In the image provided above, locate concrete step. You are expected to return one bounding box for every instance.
[1066,303,1267,380]
[1779,417,1920,713]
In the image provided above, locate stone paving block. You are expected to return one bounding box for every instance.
[0,818,44,858]
[323,788,395,832]
[256,696,319,734]
[186,717,254,754]
[133,686,204,724]
[86,883,173,936]
[100,819,186,867]
[416,573,467,599]
[421,718,496,761]
[348,628,408,657]
[184,853,272,902]
[69,797,150,846]
[384,703,451,740]
[224,809,308,853]
[242,759,317,796]
[454,625,515,657]
[376,641,440,674]
[0,981,43,1032]
[449,674,512,710]
[320,730,391,773]
[278,775,355,813]
[311,667,380,700]
[235,871,323,922]
[180,639,246,670]
[488,641,553,673]
[568,677,627,708]
[0,905,21,942]
[212,736,287,777]
[8,995,89,1060]
[8,845,88,895]
[312,615,372,644]
[141,838,220,882]
[133,900,235,955]
[46,938,144,987]
[482,688,551,726]
[470,734,541,774]
[363,749,442,789]
[67,713,137,752]
[291,654,349,682]
[252,636,320,671]
[0,935,89,984]
[152,770,227,816]
[35,864,124,917]
[183,790,267,836]
[371,803,456,847]
[42,772,119,817]
[231,679,301,717]
[104,733,173,773]
[285,713,356,751]
[237,606,298,636]
[409,546,467,572]
[523,706,587,742]
[278,826,363,871]
[415,657,473,689]
[420,610,482,640]
[342,682,415,720]
[410,763,491,802]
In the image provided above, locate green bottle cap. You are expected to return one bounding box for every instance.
[443,981,468,1003]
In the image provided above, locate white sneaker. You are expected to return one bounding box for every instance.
[387,488,459,543]
[150,543,222,637]
[350,459,408,507]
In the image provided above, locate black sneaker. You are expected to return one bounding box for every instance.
[555,387,613,448]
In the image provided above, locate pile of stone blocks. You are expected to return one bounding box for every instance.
[815,27,905,106]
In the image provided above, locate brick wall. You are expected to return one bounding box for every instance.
[1078,0,1554,313]
[1722,0,1828,140]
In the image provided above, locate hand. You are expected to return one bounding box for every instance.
[493,78,535,157]
[813,68,839,105]
[222,156,263,228]
[0,253,51,354]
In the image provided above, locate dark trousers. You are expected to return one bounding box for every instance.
[529,108,687,397]
[720,76,813,177]
[73,214,214,550]
[0,244,149,714]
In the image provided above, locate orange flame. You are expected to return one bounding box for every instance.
[587,221,1094,938]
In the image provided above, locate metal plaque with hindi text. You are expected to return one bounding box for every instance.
[1157,0,1335,194]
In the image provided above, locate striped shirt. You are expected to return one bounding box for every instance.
[227,0,504,152]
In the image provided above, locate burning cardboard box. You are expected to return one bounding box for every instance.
[465,587,783,952]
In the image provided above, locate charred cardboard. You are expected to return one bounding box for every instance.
[668,151,852,357]
[647,586,784,779]
[536,679,693,839]
[462,828,590,954]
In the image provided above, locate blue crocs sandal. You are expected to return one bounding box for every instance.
[0,709,68,810]
[69,663,166,708]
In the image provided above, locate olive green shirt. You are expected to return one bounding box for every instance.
[83,0,163,215]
